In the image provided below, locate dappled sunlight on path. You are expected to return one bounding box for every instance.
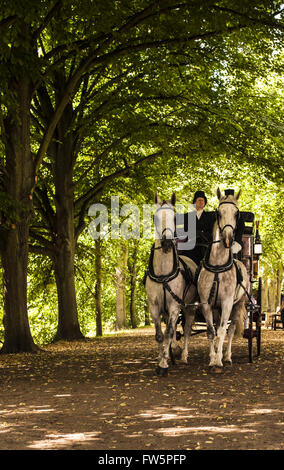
[0,328,283,450]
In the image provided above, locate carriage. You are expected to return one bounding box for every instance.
[180,210,263,364]
[145,191,263,376]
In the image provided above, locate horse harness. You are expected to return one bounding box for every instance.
[144,199,246,310]
[143,242,195,312]
[144,202,195,311]
[199,199,243,306]
[216,200,240,236]
[195,247,244,307]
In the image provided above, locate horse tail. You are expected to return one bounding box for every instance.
[234,300,247,338]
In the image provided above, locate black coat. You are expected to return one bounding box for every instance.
[176,210,244,264]
[176,210,214,264]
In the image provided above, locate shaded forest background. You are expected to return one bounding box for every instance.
[0,0,283,349]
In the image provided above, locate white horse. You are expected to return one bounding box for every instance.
[197,188,248,370]
[145,193,197,376]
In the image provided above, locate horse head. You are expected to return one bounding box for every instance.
[216,188,240,249]
[154,192,176,253]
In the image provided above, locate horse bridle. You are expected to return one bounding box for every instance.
[216,200,239,235]
[154,205,176,245]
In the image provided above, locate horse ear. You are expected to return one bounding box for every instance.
[155,193,162,205]
[235,189,241,200]
[217,187,222,200]
[171,192,176,206]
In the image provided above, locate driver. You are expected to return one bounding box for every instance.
[177,189,245,264]
[177,190,214,265]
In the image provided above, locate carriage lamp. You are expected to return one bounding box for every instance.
[253,241,262,256]
[253,221,262,256]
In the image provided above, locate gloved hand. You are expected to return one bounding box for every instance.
[232,241,242,254]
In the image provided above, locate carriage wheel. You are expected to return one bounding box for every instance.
[248,305,253,363]
[247,277,262,363]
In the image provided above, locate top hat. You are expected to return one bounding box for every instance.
[192,191,207,205]
[224,189,235,196]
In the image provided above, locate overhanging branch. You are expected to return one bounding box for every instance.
[32,0,62,40]
[32,2,264,178]
[74,150,162,209]
[74,150,162,241]
[211,5,284,31]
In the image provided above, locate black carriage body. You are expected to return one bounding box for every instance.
[241,211,255,289]
[240,212,262,362]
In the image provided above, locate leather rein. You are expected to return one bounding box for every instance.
[216,200,240,236]
[144,205,195,309]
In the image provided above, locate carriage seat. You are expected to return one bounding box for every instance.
[241,211,254,235]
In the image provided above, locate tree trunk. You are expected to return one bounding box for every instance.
[95,239,103,336]
[115,243,128,330]
[1,223,38,353]
[262,277,269,313]
[52,188,84,341]
[276,265,283,309]
[52,89,83,341]
[268,278,277,312]
[53,241,83,341]
[129,242,138,329]
[1,25,38,352]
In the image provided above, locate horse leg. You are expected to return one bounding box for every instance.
[201,303,216,367]
[181,309,195,363]
[169,314,182,363]
[215,300,233,367]
[224,321,236,365]
[225,299,245,364]
[157,307,180,376]
[149,303,164,365]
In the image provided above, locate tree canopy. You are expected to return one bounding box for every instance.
[0,0,283,349]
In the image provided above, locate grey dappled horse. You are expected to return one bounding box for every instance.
[145,193,197,376]
[197,189,248,370]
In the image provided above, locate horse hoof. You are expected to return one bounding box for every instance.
[156,366,168,377]
[224,360,232,367]
[209,366,224,374]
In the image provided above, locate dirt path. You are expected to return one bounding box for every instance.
[0,327,283,451]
